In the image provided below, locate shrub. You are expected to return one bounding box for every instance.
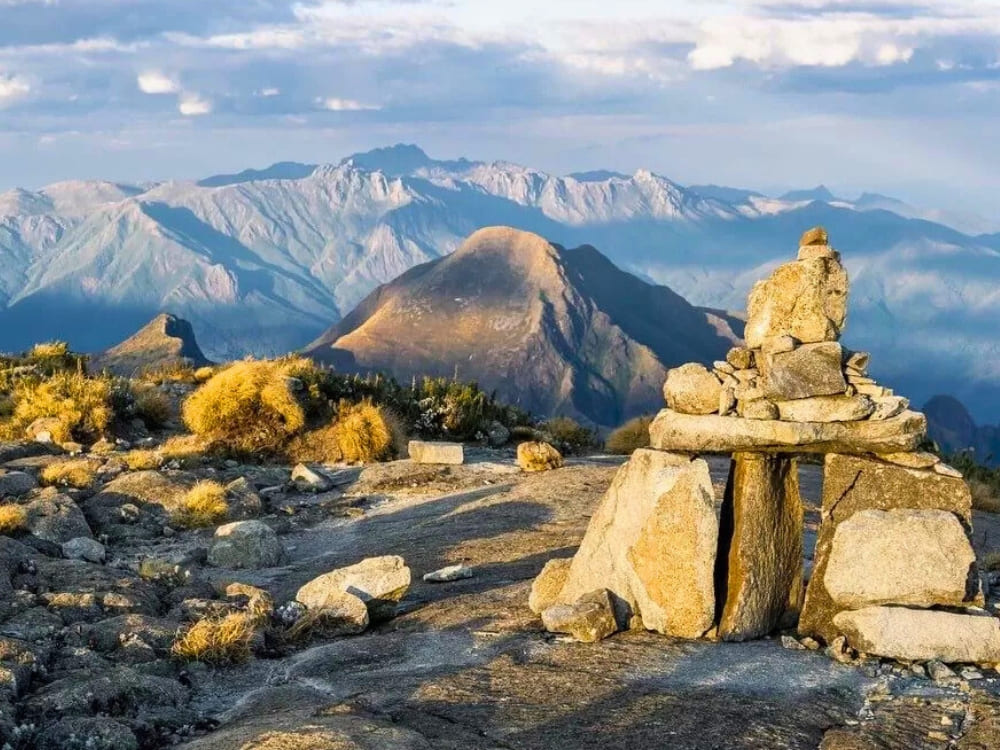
[946,453,1000,513]
[331,400,404,463]
[40,459,99,489]
[132,384,171,428]
[182,360,307,456]
[606,415,653,455]
[172,481,229,528]
[24,341,87,375]
[7,371,113,443]
[159,435,207,468]
[171,611,256,665]
[540,416,598,455]
[970,480,1000,514]
[194,366,216,382]
[123,449,163,471]
[0,504,26,535]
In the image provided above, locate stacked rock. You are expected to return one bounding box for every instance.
[530,227,1000,666]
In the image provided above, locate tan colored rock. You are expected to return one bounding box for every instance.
[517,441,564,472]
[800,226,829,246]
[744,256,848,349]
[774,395,874,423]
[824,509,977,609]
[408,440,464,465]
[869,396,909,421]
[799,453,972,643]
[739,399,779,420]
[855,383,892,398]
[719,386,737,417]
[761,335,798,354]
[557,449,718,638]
[833,607,1000,663]
[718,453,803,641]
[879,451,940,469]
[663,363,721,415]
[297,555,411,620]
[935,462,963,478]
[648,408,926,455]
[844,351,870,375]
[529,558,571,614]
[798,245,840,261]
[761,342,847,400]
[541,589,619,643]
[714,360,735,375]
[726,347,755,370]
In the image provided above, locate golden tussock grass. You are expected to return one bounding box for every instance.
[331,400,405,463]
[605,415,653,455]
[40,459,99,489]
[0,505,27,535]
[172,480,229,529]
[7,371,113,444]
[171,611,256,665]
[160,434,207,468]
[970,480,1000,514]
[182,359,308,456]
[123,449,163,471]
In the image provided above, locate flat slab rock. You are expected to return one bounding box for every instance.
[408,440,464,465]
[648,408,926,454]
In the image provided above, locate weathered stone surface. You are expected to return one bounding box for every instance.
[726,347,755,370]
[408,440,464,465]
[208,520,286,569]
[761,342,847,400]
[557,450,718,638]
[799,453,972,643]
[878,451,940,469]
[24,493,93,543]
[422,564,474,583]
[295,589,370,635]
[824,509,976,609]
[739,399,779,420]
[649,408,926,455]
[663,363,721,415]
[833,607,1000,663]
[517,441,564,472]
[297,555,411,620]
[844,350,870,375]
[761,335,798,355]
[744,257,848,349]
[719,386,737,416]
[0,471,37,499]
[868,396,909,421]
[529,558,571,614]
[291,463,330,492]
[774,395,874,423]
[798,245,839,261]
[800,226,829,246]
[717,453,803,641]
[61,536,106,563]
[541,589,619,643]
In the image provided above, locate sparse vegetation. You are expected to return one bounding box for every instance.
[946,453,1000,513]
[172,480,229,528]
[40,459,99,489]
[123,449,163,471]
[539,416,598,455]
[171,611,256,665]
[1,370,113,443]
[0,504,26,535]
[131,383,171,428]
[331,400,404,463]
[606,415,653,455]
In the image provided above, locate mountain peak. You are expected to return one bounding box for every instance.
[780,185,838,203]
[94,313,211,375]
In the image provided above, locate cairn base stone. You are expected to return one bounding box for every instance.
[834,607,1000,664]
[556,449,718,638]
[799,453,973,643]
[717,453,803,641]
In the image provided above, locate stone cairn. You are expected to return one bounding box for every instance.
[530,227,1000,664]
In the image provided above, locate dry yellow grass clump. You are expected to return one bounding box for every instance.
[331,400,405,463]
[970,480,1000,514]
[7,371,112,443]
[29,341,71,359]
[182,359,308,456]
[0,504,27,535]
[40,459,99,489]
[172,480,229,529]
[123,449,163,471]
[159,435,207,468]
[171,611,256,665]
[605,415,653,455]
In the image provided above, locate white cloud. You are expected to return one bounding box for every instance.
[178,92,212,116]
[319,97,378,111]
[137,71,179,94]
[257,87,280,97]
[0,73,29,103]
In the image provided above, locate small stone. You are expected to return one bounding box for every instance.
[740,398,779,420]
[846,375,875,386]
[782,635,806,650]
[408,440,464,465]
[845,351,871,375]
[663,363,722,415]
[774,395,874,423]
[934,463,963,478]
[761,335,798,355]
[726,347,755,370]
[517,441,564,472]
[855,383,892,398]
[826,635,854,664]
[960,667,983,680]
[927,731,950,742]
[869,396,910,421]
[734,368,759,383]
[541,589,619,643]
[928,660,957,682]
[529,558,572,614]
[719,387,737,417]
[291,464,330,492]
[207,520,286,569]
[61,537,106,563]
[714,360,735,375]
[800,226,829,246]
[485,421,510,448]
[800,636,821,650]
[422,564,474,583]
[878,452,941,469]
[910,663,927,678]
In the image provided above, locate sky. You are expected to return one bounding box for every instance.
[1,0,1000,214]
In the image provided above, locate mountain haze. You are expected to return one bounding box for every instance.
[308,227,740,426]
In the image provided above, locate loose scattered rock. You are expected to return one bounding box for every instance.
[408,440,465,465]
[61,536,106,563]
[517,441,564,472]
[208,520,286,569]
[291,463,330,492]
[761,342,847,401]
[529,558,572,615]
[541,588,619,643]
[297,555,411,620]
[422,564,474,583]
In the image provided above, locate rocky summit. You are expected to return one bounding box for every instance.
[94,313,212,376]
[536,227,999,665]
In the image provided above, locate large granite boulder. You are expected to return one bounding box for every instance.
[553,449,718,638]
[408,440,464,465]
[663,363,722,415]
[717,453,803,641]
[823,509,977,610]
[833,607,1000,663]
[24,493,93,544]
[799,453,973,643]
[744,249,848,349]
[761,343,847,401]
[297,555,411,620]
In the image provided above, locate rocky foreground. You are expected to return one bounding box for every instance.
[1,441,999,749]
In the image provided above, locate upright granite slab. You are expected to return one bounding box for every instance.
[553,449,719,638]
[717,453,803,641]
[799,453,974,643]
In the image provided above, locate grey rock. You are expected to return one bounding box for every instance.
[774,395,874,423]
[663,363,722,415]
[541,588,619,643]
[24,493,93,544]
[291,463,330,492]
[208,520,286,569]
[61,537,106,563]
[761,342,847,400]
[0,471,37,499]
[408,440,465,465]
[422,564,474,583]
[297,555,411,620]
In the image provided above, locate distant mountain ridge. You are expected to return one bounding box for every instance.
[94,313,211,376]
[307,226,740,426]
[2,143,1000,421]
